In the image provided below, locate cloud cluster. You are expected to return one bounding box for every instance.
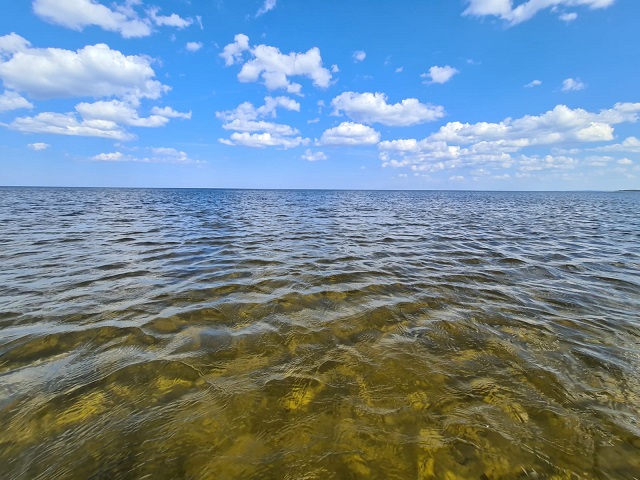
[320,122,380,146]
[0,34,168,103]
[9,100,190,140]
[301,149,327,161]
[331,92,445,126]
[379,102,640,174]
[220,34,332,94]
[92,147,200,164]
[463,0,615,25]
[10,111,134,140]
[217,96,307,148]
[33,0,192,38]
[0,34,191,140]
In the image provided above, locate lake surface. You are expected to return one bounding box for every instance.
[1,188,639,479]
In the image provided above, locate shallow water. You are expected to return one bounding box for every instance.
[1,187,639,479]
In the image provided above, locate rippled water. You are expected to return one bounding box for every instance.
[1,188,639,479]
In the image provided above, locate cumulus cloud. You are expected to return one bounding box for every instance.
[216,96,300,122]
[92,147,200,164]
[219,132,308,149]
[220,33,250,66]
[32,0,192,37]
[9,112,133,140]
[353,51,366,62]
[562,77,586,91]
[576,136,640,155]
[331,92,445,126]
[0,34,168,103]
[422,65,459,84]
[28,142,49,151]
[301,149,327,161]
[319,122,380,146]
[150,106,192,119]
[217,96,305,148]
[221,34,332,94]
[7,100,189,140]
[75,100,169,127]
[0,90,33,112]
[147,8,192,28]
[186,42,203,52]
[0,33,31,57]
[525,79,542,87]
[256,0,277,17]
[462,0,615,25]
[378,102,640,174]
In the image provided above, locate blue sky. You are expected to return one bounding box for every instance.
[0,0,638,190]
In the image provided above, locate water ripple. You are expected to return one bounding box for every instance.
[1,188,639,479]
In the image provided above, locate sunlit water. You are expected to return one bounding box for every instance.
[1,188,639,479]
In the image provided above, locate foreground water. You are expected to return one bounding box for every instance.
[1,188,639,479]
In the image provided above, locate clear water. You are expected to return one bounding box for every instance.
[1,188,639,479]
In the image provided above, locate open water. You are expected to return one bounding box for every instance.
[1,187,639,479]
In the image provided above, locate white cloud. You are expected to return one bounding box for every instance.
[222,35,332,94]
[422,65,459,84]
[7,100,188,140]
[222,119,299,136]
[256,0,277,17]
[75,100,169,127]
[525,79,542,87]
[0,90,33,112]
[319,122,380,146]
[618,158,633,165]
[301,149,327,161]
[186,42,203,52]
[0,33,31,57]
[219,132,308,149]
[216,96,300,122]
[148,8,192,29]
[32,0,192,37]
[593,137,640,153]
[0,34,168,103]
[220,33,249,66]
[395,67,403,73]
[93,151,124,161]
[562,77,586,91]
[378,102,640,173]
[33,0,151,37]
[353,51,366,62]
[150,106,192,119]
[28,142,49,151]
[463,0,615,25]
[92,147,200,164]
[331,64,339,73]
[559,12,578,21]
[217,96,304,148]
[9,112,133,140]
[331,92,445,126]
